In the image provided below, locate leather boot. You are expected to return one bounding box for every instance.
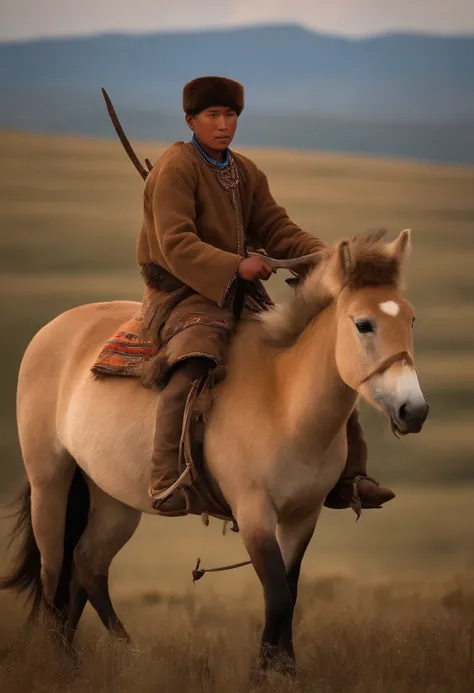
[324,409,395,518]
[149,357,211,515]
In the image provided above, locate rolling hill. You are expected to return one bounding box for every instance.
[1,24,474,162]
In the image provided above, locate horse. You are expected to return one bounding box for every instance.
[1,229,429,672]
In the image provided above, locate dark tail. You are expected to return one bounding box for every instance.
[0,467,90,622]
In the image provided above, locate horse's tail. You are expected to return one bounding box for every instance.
[0,482,43,619]
[0,467,90,622]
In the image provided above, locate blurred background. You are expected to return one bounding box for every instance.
[1,0,474,617]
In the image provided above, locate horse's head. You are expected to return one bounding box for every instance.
[261,229,429,435]
[329,230,429,435]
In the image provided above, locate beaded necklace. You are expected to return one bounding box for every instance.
[191,136,244,255]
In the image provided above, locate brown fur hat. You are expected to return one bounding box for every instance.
[183,76,244,116]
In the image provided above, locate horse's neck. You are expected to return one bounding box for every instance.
[276,305,357,449]
[219,309,357,456]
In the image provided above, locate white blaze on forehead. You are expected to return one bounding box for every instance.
[379,301,400,316]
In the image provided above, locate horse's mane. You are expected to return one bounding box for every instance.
[343,229,400,288]
[261,230,401,348]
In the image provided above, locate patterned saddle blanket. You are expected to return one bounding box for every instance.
[91,315,155,379]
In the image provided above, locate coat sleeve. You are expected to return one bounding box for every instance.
[248,169,327,259]
[147,160,242,307]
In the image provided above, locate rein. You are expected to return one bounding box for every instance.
[192,557,252,583]
[360,351,413,385]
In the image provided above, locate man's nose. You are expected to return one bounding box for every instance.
[217,117,228,130]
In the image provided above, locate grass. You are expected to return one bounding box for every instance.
[1,574,474,693]
[1,129,474,690]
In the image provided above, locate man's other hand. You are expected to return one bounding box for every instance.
[237,256,273,282]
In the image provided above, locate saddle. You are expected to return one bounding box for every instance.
[91,315,237,529]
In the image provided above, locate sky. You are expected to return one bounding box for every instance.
[2,0,474,42]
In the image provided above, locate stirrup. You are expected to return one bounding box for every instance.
[152,488,190,516]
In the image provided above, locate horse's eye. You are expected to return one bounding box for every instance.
[355,319,375,334]
[412,317,416,328]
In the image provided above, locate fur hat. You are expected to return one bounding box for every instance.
[183,76,244,116]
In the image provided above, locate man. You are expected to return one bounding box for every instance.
[137,75,395,515]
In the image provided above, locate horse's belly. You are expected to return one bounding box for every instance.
[60,375,158,514]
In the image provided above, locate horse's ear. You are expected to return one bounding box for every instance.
[325,240,352,292]
[338,240,352,285]
[389,229,411,264]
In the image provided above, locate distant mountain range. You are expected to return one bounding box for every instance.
[1,24,473,163]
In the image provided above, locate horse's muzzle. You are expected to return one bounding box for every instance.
[391,399,430,435]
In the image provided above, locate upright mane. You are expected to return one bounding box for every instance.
[344,229,400,288]
[261,230,406,348]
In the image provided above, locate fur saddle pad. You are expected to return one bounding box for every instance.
[91,315,155,378]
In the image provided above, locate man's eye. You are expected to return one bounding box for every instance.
[355,320,375,334]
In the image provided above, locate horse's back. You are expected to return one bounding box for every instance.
[17,300,141,439]
[19,300,140,386]
[15,300,144,496]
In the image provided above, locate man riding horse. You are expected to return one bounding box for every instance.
[137,75,395,515]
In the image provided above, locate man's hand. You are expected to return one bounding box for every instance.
[237,256,273,282]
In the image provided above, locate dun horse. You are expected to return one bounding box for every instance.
[1,229,429,670]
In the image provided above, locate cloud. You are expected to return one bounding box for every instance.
[227,0,474,36]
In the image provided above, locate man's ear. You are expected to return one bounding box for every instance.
[185,114,194,131]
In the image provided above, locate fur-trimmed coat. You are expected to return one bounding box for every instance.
[136,141,326,385]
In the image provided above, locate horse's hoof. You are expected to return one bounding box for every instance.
[250,653,297,687]
[276,657,298,679]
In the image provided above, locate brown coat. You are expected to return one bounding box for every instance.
[137,141,327,385]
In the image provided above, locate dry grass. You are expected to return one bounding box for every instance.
[1,576,474,693]
[2,488,474,691]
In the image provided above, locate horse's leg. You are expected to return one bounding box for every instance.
[69,482,141,643]
[66,569,89,645]
[236,494,295,671]
[28,455,76,620]
[276,513,319,651]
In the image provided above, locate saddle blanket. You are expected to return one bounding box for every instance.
[91,315,155,378]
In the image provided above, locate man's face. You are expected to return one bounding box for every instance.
[186,106,238,152]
